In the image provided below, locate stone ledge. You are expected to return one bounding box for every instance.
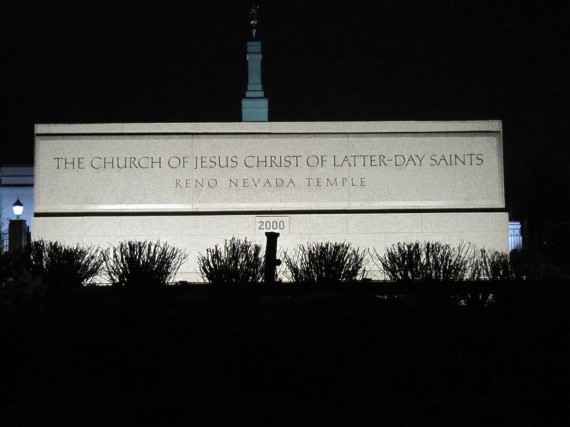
[35,121,502,135]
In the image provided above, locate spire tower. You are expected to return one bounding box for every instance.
[242,3,268,122]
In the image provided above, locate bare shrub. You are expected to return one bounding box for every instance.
[477,249,517,281]
[104,241,188,290]
[374,241,476,282]
[198,237,263,285]
[283,241,366,284]
[29,240,103,289]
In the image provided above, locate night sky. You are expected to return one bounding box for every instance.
[2,0,569,223]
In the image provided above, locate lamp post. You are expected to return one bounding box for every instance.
[13,198,24,219]
[9,198,29,252]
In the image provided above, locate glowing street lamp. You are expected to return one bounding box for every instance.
[12,198,24,219]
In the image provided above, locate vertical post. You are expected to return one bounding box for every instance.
[242,41,269,121]
[264,232,280,285]
[242,3,268,122]
[9,219,29,252]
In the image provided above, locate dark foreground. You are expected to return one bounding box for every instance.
[1,282,569,426]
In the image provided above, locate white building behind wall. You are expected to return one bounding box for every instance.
[0,166,34,249]
[509,221,523,251]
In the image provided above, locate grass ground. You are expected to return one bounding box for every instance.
[1,282,569,426]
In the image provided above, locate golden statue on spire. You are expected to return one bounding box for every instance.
[249,3,259,39]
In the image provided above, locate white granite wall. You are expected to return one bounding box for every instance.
[33,212,508,282]
[33,121,507,282]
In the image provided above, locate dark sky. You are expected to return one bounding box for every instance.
[1,0,569,222]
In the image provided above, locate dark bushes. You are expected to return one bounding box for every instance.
[284,241,366,284]
[477,249,517,281]
[103,241,188,290]
[0,249,16,287]
[198,237,263,285]
[29,240,103,290]
[3,236,542,292]
[508,249,569,281]
[374,241,476,282]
